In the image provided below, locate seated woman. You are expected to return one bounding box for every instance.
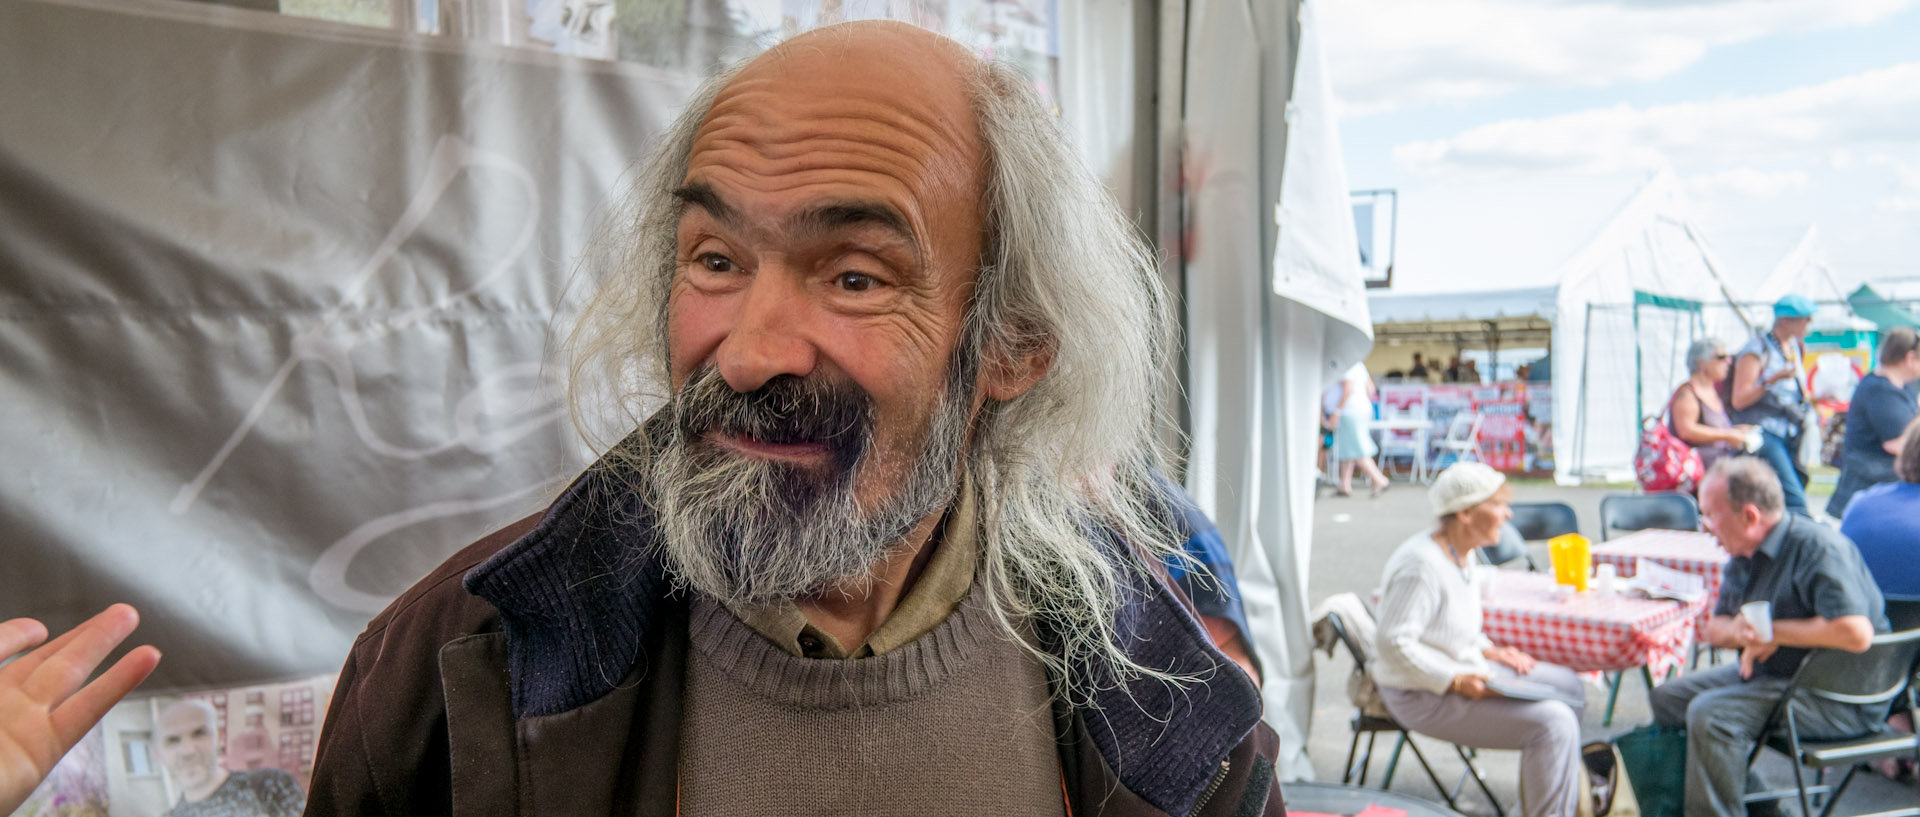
[1374,463,1586,817]
[1670,339,1754,479]
[1840,415,1920,601]
[1828,328,1919,518]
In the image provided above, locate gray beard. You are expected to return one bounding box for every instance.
[648,376,972,607]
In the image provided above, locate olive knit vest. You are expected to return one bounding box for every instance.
[676,584,1065,815]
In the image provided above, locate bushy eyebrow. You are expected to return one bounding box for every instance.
[671,183,924,271]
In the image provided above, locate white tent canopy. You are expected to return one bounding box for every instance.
[1365,170,1756,484]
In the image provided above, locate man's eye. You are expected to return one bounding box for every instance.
[698,254,736,273]
[835,272,876,292]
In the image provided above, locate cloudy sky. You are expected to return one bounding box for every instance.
[1319,0,1920,294]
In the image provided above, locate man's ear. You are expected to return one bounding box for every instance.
[981,336,1056,402]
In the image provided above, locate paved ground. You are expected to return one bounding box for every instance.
[1300,473,1917,815]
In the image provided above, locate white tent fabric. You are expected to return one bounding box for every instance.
[1368,286,1559,325]
[1182,0,1371,780]
[1551,169,1749,483]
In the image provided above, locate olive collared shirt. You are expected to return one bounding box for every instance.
[726,486,978,659]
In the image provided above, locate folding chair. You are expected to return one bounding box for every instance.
[1509,502,1579,543]
[1598,492,1699,541]
[1476,524,1536,571]
[1434,413,1483,467]
[1325,610,1506,817]
[1742,627,1920,817]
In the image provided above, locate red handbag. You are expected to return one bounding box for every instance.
[1634,405,1704,494]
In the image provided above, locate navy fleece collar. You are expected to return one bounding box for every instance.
[464,459,1263,816]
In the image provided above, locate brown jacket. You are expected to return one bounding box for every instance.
[304,469,1285,817]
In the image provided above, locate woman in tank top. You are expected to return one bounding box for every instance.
[1671,339,1754,475]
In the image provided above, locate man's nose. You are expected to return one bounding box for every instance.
[713,268,818,392]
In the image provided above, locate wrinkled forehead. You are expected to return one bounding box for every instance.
[683,28,988,220]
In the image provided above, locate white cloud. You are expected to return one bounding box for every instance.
[1879,195,1920,213]
[1684,168,1811,199]
[1321,0,1916,114]
[1392,62,1920,178]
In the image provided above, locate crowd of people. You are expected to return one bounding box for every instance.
[1665,296,1919,525]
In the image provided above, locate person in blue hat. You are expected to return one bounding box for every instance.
[1726,294,1817,515]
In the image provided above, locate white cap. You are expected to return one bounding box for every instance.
[1429,462,1506,516]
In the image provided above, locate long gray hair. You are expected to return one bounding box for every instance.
[563,56,1188,701]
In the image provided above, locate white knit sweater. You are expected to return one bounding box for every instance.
[1372,531,1494,694]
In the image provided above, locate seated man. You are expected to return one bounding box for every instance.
[1650,457,1888,817]
[304,20,1281,817]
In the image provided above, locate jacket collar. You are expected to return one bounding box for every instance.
[464,439,1262,816]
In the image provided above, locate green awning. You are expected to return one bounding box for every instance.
[1633,290,1703,311]
[1846,284,1920,329]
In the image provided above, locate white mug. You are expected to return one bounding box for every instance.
[1741,600,1774,642]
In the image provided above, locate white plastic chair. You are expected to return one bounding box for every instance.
[1435,413,1483,466]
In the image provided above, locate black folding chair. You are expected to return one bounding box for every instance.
[1509,501,1579,542]
[1598,492,1700,540]
[1742,627,1920,817]
[1477,524,1536,570]
[1325,610,1506,817]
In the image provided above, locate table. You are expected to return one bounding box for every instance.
[1283,781,1467,817]
[1590,529,1728,612]
[1480,571,1706,680]
[1370,418,1434,483]
[1592,529,1729,652]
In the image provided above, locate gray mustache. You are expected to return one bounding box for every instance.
[673,367,874,464]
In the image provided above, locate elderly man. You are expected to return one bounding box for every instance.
[1649,457,1887,817]
[1728,295,1817,515]
[305,20,1280,817]
[155,700,305,817]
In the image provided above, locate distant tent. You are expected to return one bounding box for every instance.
[1847,284,1920,330]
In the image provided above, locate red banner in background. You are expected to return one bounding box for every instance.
[1376,382,1554,475]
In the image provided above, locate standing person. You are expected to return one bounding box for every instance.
[156,700,305,817]
[1373,463,1586,817]
[1670,339,1755,476]
[1330,362,1391,497]
[1649,457,1887,817]
[304,21,1284,816]
[1409,353,1430,381]
[1827,327,1920,517]
[1728,295,1817,515]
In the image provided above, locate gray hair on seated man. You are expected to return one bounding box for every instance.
[1705,456,1785,517]
[1685,339,1724,374]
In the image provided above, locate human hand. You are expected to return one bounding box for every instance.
[1449,674,1494,699]
[1484,646,1535,675]
[1,605,160,814]
[1729,617,1777,679]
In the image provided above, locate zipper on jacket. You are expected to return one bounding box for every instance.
[1187,759,1231,816]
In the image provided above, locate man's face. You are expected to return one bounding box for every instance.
[1699,476,1768,557]
[652,26,991,603]
[156,704,220,789]
[1775,316,1812,340]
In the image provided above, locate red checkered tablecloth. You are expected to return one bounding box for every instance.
[1481,571,1706,678]
[1592,529,1729,631]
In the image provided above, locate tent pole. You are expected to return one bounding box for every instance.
[1575,302,1594,483]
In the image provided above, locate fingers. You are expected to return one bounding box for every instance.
[50,645,161,747]
[21,605,143,705]
[0,618,52,667]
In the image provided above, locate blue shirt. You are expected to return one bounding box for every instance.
[1840,481,1920,599]
[1152,477,1254,645]
[1843,373,1916,466]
